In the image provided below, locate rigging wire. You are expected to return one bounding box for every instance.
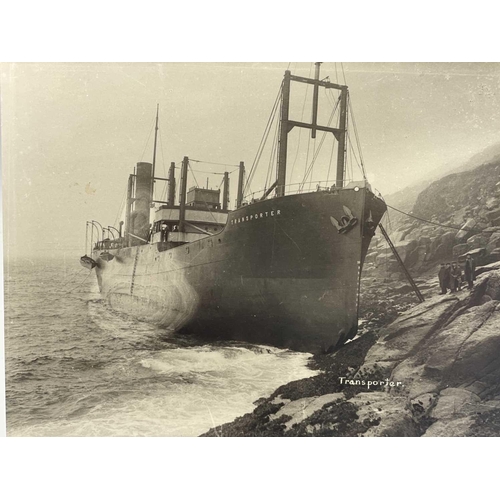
[300,136,312,193]
[190,159,239,168]
[340,62,347,86]
[348,94,367,179]
[347,134,363,173]
[301,63,314,192]
[385,203,482,232]
[113,185,128,229]
[309,139,316,192]
[63,271,93,294]
[298,95,341,190]
[139,115,156,162]
[264,108,280,193]
[189,168,237,175]
[58,267,86,291]
[384,203,500,244]
[324,86,337,108]
[326,134,336,185]
[158,130,169,201]
[243,82,282,197]
[289,64,314,184]
[348,133,353,182]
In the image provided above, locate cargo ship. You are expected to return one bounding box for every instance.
[82,64,387,352]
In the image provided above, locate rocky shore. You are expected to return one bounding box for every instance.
[201,154,500,437]
[202,263,500,437]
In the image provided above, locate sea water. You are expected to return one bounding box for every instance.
[4,258,316,436]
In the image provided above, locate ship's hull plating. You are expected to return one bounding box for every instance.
[93,188,386,352]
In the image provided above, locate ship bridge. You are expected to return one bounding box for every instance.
[152,195,228,244]
[146,157,235,247]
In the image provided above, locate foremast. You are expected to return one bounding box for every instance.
[276,62,349,197]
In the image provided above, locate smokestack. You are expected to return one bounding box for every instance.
[131,162,153,244]
[168,162,176,206]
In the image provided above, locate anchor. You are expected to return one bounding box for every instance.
[330,205,358,234]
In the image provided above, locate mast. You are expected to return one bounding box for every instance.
[222,171,229,211]
[274,64,349,195]
[336,88,348,188]
[179,156,189,233]
[168,162,176,206]
[276,71,291,197]
[236,161,245,208]
[311,62,321,139]
[151,104,159,200]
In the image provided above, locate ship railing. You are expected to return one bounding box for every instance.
[372,187,386,202]
[93,238,125,251]
[242,178,358,202]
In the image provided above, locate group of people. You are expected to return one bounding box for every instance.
[438,254,476,294]
[145,222,180,243]
[160,222,179,242]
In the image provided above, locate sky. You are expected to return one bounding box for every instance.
[2,62,500,259]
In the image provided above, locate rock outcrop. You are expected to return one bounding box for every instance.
[202,264,500,437]
[367,160,500,275]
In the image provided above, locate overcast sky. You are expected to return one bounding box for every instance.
[2,62,500,259]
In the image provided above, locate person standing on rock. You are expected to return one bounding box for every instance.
[438,263,448,294]
[465,254,476,289]
[450,262,461,292]
[445,263,452,292]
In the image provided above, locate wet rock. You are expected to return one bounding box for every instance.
[430,388,481,419]
[486,197,500,210]
[405,245,428,270]
[410,392,437,419]
[367,294,459,362]
[423,416,476,437]
[351,392,419,437]
[428,231,454,259]
[270,393,345,430]
[487,233,500,253]
[486,207,500,221]
[486,249,500,264]
[467,233,490,250]
[453,243,469,258]
[456,219,477,241]
[365,251,379,264]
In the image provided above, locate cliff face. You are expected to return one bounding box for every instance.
[365,160,500,276]
[412,161,500,223]
[202,264,500,437]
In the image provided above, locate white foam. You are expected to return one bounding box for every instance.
[10,345,317,437]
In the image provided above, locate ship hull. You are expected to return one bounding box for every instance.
[93,188,386,352]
